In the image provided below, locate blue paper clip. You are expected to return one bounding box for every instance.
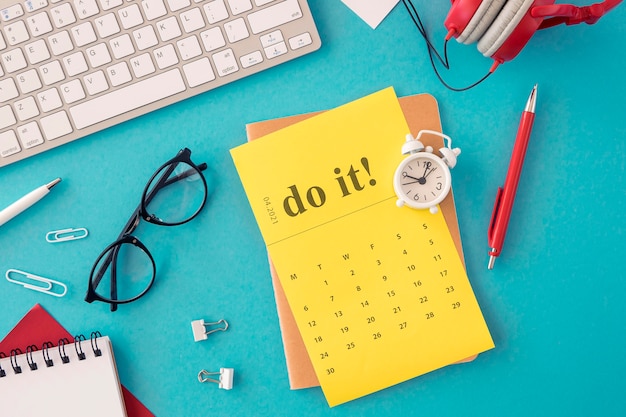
[46,227,89,243]
[5,269,68,297]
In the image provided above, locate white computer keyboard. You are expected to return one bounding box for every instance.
[0,0,321,167]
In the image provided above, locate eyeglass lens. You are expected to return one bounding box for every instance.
[92,240,154,303]
[144,161,206,225]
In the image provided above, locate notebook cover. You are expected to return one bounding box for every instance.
[0,304,154,417]
[245,93,473,390]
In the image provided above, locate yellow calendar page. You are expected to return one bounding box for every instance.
[231,87,494,406]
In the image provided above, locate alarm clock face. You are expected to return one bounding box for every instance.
[394,152,452,209]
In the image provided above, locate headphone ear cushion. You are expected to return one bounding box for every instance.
[477,0,535,57]
[457,0,507,44]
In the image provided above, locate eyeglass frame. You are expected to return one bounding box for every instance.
[85,148,208,311]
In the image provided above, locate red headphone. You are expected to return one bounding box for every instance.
[444,0,622,71]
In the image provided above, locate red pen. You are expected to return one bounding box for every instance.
[488,84,537,269]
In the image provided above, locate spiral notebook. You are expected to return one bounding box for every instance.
[0,333,127,417]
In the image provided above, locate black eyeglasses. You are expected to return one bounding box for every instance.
[85,148,208,311]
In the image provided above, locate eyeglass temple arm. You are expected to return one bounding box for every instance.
[109,246,120,312]
[89,240,122,312]
[90,207,140,291]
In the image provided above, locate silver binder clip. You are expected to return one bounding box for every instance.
[5,269,68,297]
[198,368,234,390]
[191,319,229,342]
[46,227,89,243]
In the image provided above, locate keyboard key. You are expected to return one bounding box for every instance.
[129,52,155,77]
[289,32,312,49]
[133,25,158,50]
[94,13,121,38]
[260,30,282,47]
[83,70,109,95]
[182,57,215,87]
[24,0,49,12]
[141,0,167,20]
[2,48,28,72]
[212,48,237,76]
[70,21,97,46]
[227,0,251,15]
[62,51,89,75]
[98,0,123,11]
[176,35,201,60]
[86,42,112,67]
[37,87,63,111]
[0,78,20,101]
[14,96,40,120]
[248,0,302,34]
[39,60,65,84]
[106,61,132,86]
[118,4,143,29]
[167,0,190,12]
[0,105,17,128]
[109,33,134,58]
[203,0,228,24]
[153,43,178,68]
[224,17,248,43]
[48,30,73,55]
[60,79,86,103]
[1,4,25,21]
[50,3,77,28]
[4,20,30,45]
[0,130,21,157]
[40,110,73,140]
[264,41,287,59]
[74,0,100,19]
[70,68,186,129]
[180,7,205,33]
[239,50,262,68]
[26,12,53,36]
[24,39,51,64]
[199,26,224,52]
[16,68,42,93]
[17,121,44,148]
[156,16,182,41]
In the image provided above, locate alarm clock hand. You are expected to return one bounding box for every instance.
[417,164,437,184]
[423,166,437,179]
[401,173,422,185]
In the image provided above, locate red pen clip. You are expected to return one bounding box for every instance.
[487,186,504,258]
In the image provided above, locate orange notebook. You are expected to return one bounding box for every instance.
[245,93,474,390]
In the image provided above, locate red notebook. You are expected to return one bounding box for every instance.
[0,304,154,417]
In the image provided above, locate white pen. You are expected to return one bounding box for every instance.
[0,178,62,227]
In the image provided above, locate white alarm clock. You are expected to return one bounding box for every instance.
[393,130,461,214]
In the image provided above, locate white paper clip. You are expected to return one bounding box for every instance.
[198,368,234,390]
[46,227,89,243]
[191,319,229,342]
[5,269,67,297]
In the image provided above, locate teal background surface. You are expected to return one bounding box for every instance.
[2,1,626,415]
